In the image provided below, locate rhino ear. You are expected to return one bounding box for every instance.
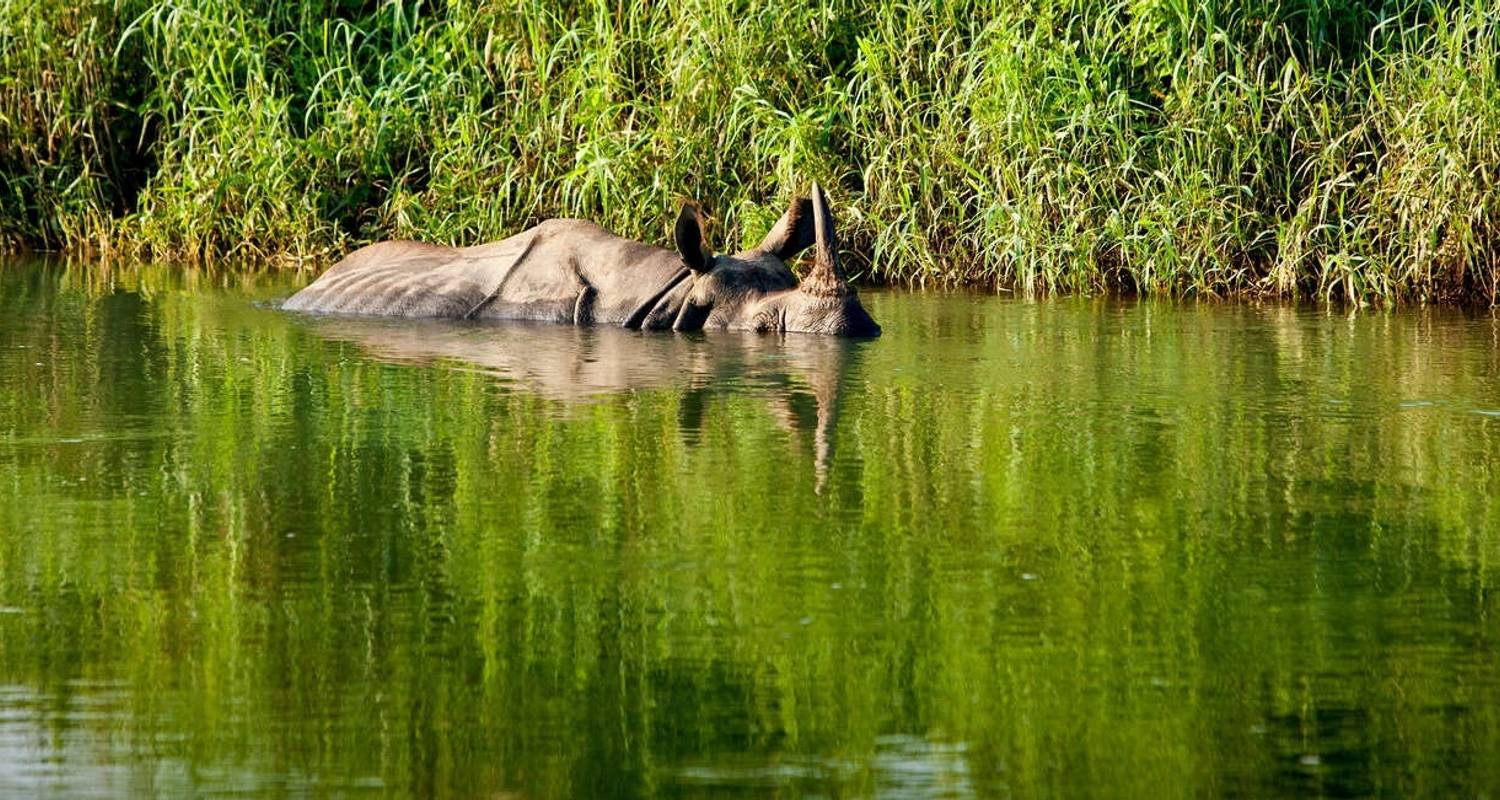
[675,202,713,273]
[757,196,816,260]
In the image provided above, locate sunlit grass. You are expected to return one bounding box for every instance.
[2,0,1498,302]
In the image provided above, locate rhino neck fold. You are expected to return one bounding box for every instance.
[623,267,695,331]
[463,234,539,320]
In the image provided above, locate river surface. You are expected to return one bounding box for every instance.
[1,260,1498,797]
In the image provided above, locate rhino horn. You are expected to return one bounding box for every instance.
[803,182,848,297]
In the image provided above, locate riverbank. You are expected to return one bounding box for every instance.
[4,0,1498,303]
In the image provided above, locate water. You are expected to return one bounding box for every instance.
[2,260,1499,798]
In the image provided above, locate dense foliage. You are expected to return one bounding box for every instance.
[3,0,1499,301]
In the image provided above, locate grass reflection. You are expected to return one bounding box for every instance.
[1,262,1498,796]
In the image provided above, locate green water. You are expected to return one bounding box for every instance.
[2,261,1499,798]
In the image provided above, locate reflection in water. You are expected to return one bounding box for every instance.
[1,261,1499,797]
[297,313,861,492]
[675,735,973,797]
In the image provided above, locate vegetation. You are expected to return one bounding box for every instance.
[3,0,1500,302]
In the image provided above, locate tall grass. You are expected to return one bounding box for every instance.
[3,0,1499,302]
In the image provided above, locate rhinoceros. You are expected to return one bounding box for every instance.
[283,183,880,337]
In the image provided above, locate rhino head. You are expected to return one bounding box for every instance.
[669,183,881,337]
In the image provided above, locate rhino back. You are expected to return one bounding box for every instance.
[283,238,528,317]
[284,220,690,325]
[472,219,690,326]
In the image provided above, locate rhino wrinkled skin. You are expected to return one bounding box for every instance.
[283,183,880,337]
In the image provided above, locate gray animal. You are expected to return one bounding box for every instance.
[283,183,880,336]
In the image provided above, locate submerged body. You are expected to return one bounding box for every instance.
[284,185,880,337]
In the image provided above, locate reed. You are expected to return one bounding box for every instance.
[2,0,1498,302]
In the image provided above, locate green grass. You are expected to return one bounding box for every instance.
[3,0,1499,303]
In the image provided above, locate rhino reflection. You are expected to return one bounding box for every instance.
[298,315,863,491]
